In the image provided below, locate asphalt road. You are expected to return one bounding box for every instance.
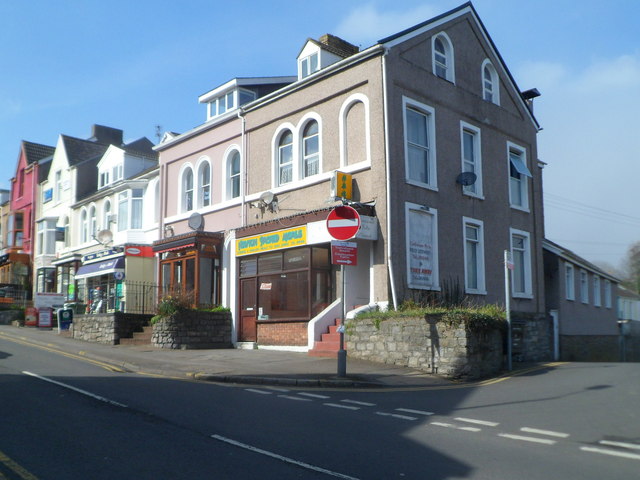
[1,336,639,479]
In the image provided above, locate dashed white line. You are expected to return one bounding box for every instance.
[376,412,418,421]
[278,395,311,402]
[580,446,640,461]
[265,386,290,392]
[599,440,640,450]
[498,433,557,445]
[430,422,481,432]
[245,388,272,395]
[455,417,499,427]
[297,392,331,399]
[23,371,128,408]
[324,403,360,410]
[212,434,360,479]
[520,427,569,438]
[341,399,376,407]
[396,408,434,416]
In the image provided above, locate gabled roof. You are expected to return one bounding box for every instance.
[122,137,157,158]
[22,141,55,165]
[378,1,540,130]
[543,239,620,283]
[61,135,110,166]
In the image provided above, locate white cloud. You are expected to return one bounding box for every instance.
[575,53,640,93]
[335,3,440,47]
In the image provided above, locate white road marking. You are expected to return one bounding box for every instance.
[212,434,360,479]
[580,446,640,461]
[341,399,375,407]
[599,440,640,450]
[430,422,481,432]
[376,412,418,421]
[520,427,569,438]
[297,392,331,399]
[278,395,311,402]
[324,403,360,410]
[245,388,272,395]
[396,408,434,416]
[23,371,128,408]
[265,386,290,392]
[455,417,499,427]
[498,433,556,445]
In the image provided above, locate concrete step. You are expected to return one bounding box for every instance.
[119,326,152,346]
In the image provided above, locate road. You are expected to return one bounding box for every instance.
[1,335,639,479]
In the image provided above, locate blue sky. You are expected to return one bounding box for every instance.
[1,0,639,271]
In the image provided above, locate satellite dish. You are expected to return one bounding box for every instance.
[456,172,477,186]
[188,212,204,231]
[260,191,275,205]
[95,229,113,245]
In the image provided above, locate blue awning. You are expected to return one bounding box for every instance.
[75,257,125,279]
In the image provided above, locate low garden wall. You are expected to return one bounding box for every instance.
[72,312,151,345]
[346,315,504,379]
[152,311,232,349]
[0,310,23,325]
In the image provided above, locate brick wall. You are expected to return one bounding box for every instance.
[257,321,308,346]
[560,335,620,361]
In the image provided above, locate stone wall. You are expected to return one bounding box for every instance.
[0,310,23,325]
[72,313,151,345]
[152,311,232,349]
[346,315,504,379]
[511,314,552,362]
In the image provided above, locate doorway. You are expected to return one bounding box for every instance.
[239,278,257,342]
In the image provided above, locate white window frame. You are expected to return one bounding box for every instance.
[432,32,455,82]
[462,217,486,294]
[89,205,97,239]
[197,158,211,209]
[300,52,319,79]
[460,121,483,198]
[405,202,439,291]
[179,165,194,213]
[102,199,112,230]
[80,208,89,244]
[54,170,62,203]
[510,228,532,298]
[580,269,589,304]
[507,142,530,211]
[604,280,612,308]
[403,96,437,190]
[481,59,500,105]
[274,127,294,187]
[301,119,320,179]
[565,263,575,301]
[593,275,601,307]
[61,216,70,248]
[226,149,241,200]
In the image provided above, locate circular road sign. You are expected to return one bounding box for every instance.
[326,205,361,241]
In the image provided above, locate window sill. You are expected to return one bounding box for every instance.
[509,204,530,213]
[405,179,438,192]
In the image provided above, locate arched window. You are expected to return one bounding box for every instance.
[103,200,111,230]
[227,151,241,200]
[89,205,97,238]
[182,167,194,212]
[432,33,454,82]
[301,120,319,178]
[482,60,500,105]
[80,209,88,244]
[198,161,211,208]
[278,130,293,186]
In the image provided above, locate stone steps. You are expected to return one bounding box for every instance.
[119,326,153,346]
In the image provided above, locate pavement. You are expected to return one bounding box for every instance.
[0,324,516,389]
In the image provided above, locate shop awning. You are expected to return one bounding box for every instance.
[75,257,125,279]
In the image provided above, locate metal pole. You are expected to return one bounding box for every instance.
[504,250,512,371]
[337,264,347,377]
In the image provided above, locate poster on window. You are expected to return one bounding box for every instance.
[407,208,434,288]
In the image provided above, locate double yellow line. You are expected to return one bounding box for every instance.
[0,331,125,373]
[0,449,38,480]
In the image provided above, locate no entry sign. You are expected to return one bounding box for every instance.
[326,206,361,241]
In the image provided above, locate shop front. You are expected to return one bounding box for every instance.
[152,231,223,307]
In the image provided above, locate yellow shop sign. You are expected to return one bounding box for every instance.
[236,226,307,256]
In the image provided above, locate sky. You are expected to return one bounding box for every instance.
[1,0,639,273]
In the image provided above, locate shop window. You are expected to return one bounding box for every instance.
[259,252,282,274]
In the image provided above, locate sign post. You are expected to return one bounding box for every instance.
[327,206,361,378]
[504,250,513,371]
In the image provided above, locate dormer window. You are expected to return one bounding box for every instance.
[207,89,256,119]
[300,52,319,79]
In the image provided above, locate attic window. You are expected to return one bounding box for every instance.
[208,89,256,119]
[300,53,319,79]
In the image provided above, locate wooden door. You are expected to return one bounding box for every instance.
[239,278,257,342]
